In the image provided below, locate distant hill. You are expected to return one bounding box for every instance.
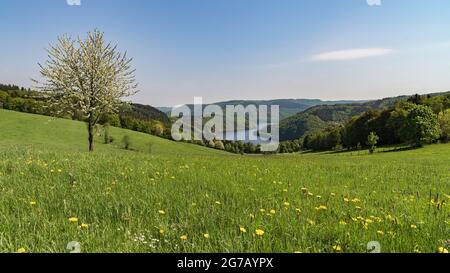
[127,103,170,125]
[158,99,366,120]
[279,91,450,141]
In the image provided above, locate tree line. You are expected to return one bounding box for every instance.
[301,94,450,152]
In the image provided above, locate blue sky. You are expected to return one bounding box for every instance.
[1,0,450,106]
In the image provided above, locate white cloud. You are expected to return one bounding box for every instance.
[67,0,81,6]
[367,0,382,6]
[311,48,393,61]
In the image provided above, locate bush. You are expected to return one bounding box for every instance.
[152,124,164,136]
[400,104,441,146]
[104,124,110,144]
[367,132,379,154]
[122,135,131,150]
[438,109,450,142]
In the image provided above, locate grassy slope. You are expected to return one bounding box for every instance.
[0,109,449,253]
[0,109,226,156]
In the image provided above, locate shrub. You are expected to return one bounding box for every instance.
[438,109,450,142]
[103,123,110,144]
[122,135,131,150]
[400,104,441,146]
[152,124,164,136]
[367,132,379,154]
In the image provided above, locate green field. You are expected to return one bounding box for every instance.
[0,109,449,253]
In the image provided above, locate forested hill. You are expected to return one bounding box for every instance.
[0,84,170,135]
[280,92,450,141]
[126,103,170,125]
[158,98,366,120]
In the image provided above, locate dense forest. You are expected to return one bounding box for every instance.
[301,94,450,152]
[280,92,450,141]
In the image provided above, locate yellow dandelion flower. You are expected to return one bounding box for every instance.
[295,208,301,213]
[339,220,347,226]
[180,235,188,241]
[215,201,221,205]
[410,224,418,229]
[240,227,247,233]
[29,201,37,206]
[159,229,165,234]
[283,202,290,207]
[332,245,342,252]
[308,219,316,225]
[343,198,349,203]
[331,193,336,197]
[437,247,449,254]
[80,223,89,229]
[68,217,78,223]
[203,233,210,239]
[315,205,327,211]
[16,248,26,253]
[270,209,276,214]
[282,189,288,193]
[365,219,374,224]
[377,230,385,235]
[158,210,166,215]
[351,198,361,203]
[255,229,265,236]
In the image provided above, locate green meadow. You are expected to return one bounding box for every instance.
[0,109,449,253]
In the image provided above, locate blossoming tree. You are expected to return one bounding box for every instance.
[36,30,138,151]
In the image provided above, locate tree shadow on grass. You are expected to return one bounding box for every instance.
[380,145,420,153]
[310,145,421,156]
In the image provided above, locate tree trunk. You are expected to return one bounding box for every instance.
[88,121,94,152]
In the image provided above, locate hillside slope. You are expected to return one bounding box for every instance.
[280,91,450,140]
[0,86,170,127]
[0,109,449,253]
[0,109,225,157]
